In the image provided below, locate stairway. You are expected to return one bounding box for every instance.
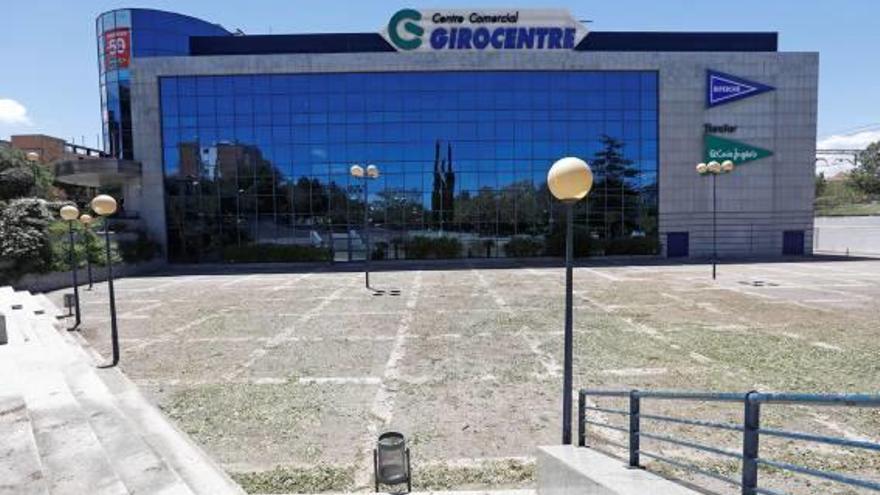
[0,288,245,495]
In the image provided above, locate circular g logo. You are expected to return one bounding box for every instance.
[388,9,423,51]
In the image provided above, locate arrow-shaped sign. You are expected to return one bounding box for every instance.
[704,135,773,165]
[706,70,774,108]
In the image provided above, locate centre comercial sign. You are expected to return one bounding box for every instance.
[382,8,589,52]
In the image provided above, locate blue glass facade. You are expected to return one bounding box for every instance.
[96,9,229,159]
[159,71,658,262]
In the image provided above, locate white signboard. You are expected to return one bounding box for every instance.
[382,8,589,52]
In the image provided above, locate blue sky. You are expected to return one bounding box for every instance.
[2,0,879,148]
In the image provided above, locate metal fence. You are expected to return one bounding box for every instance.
[578,389,880,495]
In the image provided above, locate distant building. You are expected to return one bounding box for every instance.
[8,134,105,164]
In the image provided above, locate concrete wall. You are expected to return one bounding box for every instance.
[814,216,880,256]
[537,445,701,495]
[129,49,818,259]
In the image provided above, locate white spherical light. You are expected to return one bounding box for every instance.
[721,160,735,173]
[350,164,364,178]
[696,163,708,174]
[59,205,80,221]
[547,157,593,202]
[79,214,94,225]
[707,161,722,174]
[91,195,117,216]
[26,151,40,162]
[366,164,379,178]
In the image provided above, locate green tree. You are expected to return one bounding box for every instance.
[848,141,880,195]
[0,147,54,200]
[815,172,827,198]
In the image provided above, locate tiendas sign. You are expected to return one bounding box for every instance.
[383,8,589,52]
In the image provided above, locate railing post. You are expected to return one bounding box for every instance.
[742,391,761,495]
[578,390,586,447]
[629,389,641,468]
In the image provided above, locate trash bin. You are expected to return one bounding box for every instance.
[373,431,411,493]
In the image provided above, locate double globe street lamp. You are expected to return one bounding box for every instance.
[350,164,380,289]
[547,157,594,445]
[59,204,82,330]
[696,160,735,280]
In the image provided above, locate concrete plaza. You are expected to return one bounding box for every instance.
[50,257,880,493]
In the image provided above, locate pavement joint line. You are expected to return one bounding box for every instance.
[471,268,509,311]
[218,273,261,288]
[224,275,343,382]
[810,341,843,351]
[580,267,622,281]
[355,270,422,490]
[127,312,227,353]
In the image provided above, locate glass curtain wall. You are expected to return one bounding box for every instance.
[159,71,658,262]
[97,9,229,159]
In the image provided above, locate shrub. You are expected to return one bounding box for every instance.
[222,244,331,263]
[543,225,596,257]
[0,198,54,278]
[503,236,544,258]
[404,236,462,259]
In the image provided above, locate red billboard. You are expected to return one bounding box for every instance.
[104,28,131,71]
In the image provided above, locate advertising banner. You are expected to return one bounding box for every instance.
[704,135,773,165]
[104,28,131,71]
[706,70,774,108]
[382,8,588,52]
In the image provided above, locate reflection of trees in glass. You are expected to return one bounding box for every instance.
[375,188,424,229]
[590,134,638,239]
[430,140,455,230]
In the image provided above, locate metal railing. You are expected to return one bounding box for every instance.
[578,389,880,495]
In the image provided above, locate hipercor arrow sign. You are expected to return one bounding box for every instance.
[706,70,774,108]
[704,135,773,165]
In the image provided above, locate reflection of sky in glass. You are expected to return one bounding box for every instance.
[159,71,658,261]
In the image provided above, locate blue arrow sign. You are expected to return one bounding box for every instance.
[706,70,774,108]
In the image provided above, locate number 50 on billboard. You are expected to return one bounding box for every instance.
[104,28,131,71]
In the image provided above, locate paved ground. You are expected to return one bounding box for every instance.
[50,257,880,494]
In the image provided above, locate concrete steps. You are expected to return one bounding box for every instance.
[0,396,48,495]
[0,287,244,495]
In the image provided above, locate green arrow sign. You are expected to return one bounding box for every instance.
[704,135,773,165]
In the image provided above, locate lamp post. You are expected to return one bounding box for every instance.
[79,214,95,290]
[91,194,120,367]
[59,204,82,329]
[547,157,594,445]
[696,160,735,280]
[351,164,380,289]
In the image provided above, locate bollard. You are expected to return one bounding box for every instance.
[741,391,761,495]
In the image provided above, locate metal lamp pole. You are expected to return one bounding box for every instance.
[351,164,380,289]
[548,157,594,445]
[696,160,735,280]
[59,205,81,329]
[79,214,95,289]
[92,194,120,368]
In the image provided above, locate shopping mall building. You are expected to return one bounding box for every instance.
[68,8,818,262]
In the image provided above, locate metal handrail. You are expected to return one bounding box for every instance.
[578,388,880,495]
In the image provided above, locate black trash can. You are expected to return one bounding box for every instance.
[373,431,411,493]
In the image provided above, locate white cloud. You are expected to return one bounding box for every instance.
[0,98,31,126]
[817,130,880,150]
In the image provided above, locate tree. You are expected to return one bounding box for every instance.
[848,141,880,195]
[0,198,53,277]
[815,172,827,198]
[0,147,54,200]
